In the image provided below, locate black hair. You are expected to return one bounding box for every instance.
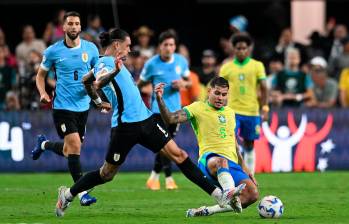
[231,33,252,47]
[209,77,229,89]
[63,11,81,22]
[158,29,178,45]
[99,28,130,48]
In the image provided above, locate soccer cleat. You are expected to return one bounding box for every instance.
[31,134,47,160]
[231,196,243,213]
[186,206,210,217]
[146,178,160,190]
[55,186,71,217]
[80,193,97,206]
[218,183,246,208]
[166,179,178,190]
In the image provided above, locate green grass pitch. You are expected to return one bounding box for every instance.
[0,171,348,224]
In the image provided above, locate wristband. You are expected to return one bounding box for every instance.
[93,97,102,105]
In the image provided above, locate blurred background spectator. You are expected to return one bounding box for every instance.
[309,57,338,108]
[132,26,156,60]
[194,49,218,101]
[270,48,315,107]
[0,46,17,110]
[178,44,200,106]
[42,9,65,45]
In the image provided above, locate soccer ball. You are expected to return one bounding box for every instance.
[257,195,284,218]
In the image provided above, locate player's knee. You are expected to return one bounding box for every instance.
[249,189,259,204]
[215,157,228,169]
[100,168,116,182]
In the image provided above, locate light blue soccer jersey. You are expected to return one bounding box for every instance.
[40,39,99,112]
[94,56,152,127]
[140,53,189,113]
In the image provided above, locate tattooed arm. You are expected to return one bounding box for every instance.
[155,83,188,125]
[94,57,123,89]
[82,69,111,112]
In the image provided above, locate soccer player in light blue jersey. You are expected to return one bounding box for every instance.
[139,30,191,190]
[33,11,109,206]
[55,28,239,217]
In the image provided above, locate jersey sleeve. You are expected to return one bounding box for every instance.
[40,46,53,71]
[94,57,115,78]
[90,43,100,67]
[139,60,152,82]
[181,56,190,78]
[256,61,267,81]
[183,101,200,120]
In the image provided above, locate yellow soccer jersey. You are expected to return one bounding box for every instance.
[183,101,238,163]
[220,57,266,116]
[339,68,349,106]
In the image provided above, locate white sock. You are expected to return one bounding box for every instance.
[41,141,48,150]
[165,176,174,184]
[149,171,160,180]
[64,188,74,201]
[244,149,255,174]
[210,188,222,203]
[207,204,233,215]
[217,168,235,190]
[78,190,88,200]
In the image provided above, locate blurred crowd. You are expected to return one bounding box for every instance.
[1,10,349,111]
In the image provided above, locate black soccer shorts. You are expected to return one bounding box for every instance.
[105,114,172,165]
[52,109,89,142]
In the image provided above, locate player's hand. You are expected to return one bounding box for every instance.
[154,83,165,98]
[40,92,51,104]
[248,172,259,187]
[171,79,185,90]
[98,101,111,113]
[261,110,269,122]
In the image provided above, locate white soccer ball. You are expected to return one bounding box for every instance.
[257,195,284,218]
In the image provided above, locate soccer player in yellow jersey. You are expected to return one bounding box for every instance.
[155,77,258,217]
[220,33,268,174]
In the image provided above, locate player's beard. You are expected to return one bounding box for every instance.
[66,31,81,41]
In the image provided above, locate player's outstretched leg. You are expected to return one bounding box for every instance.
[31,135,47,160]
[31,135,65,160]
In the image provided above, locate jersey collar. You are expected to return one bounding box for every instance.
[206,101,225,111]
[233,57,250,66]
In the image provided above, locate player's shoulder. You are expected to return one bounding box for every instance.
[188,101,204,109]
[81,39,99,50]
[224,105,235,114]
[45,40,64,54]
[220,60,233,70]
[249,58,265,67]
[99,56,114,65]
[174,53,187,63]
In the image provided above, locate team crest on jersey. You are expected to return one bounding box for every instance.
[82,52,89,63]
[175,65,182,75]
[239,74,245,81]
[218,115,226,123]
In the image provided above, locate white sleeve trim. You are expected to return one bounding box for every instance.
[40,63,50,71]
